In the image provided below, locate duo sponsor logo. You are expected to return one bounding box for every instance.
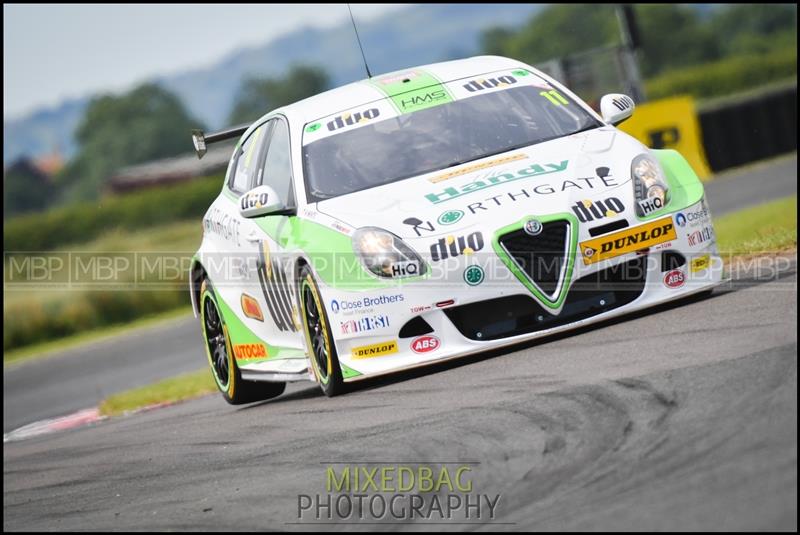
[663,269,686,289]
[463,75,518,93]
[430,232,484,262]
[340,315,391,335]
[351,340,399,359]
[327,108,380,132]
[233,343,268,360]
[580,216,676,265]
[637,196,664,216]
[240,293,264,322]
[687,226,714,247]
[240,191,269,211]
[572,196,625,223]
[410,335,441,354]
[329,294,405,315]
[424,160,569,204]
[256,241,298,332]
[690,254,711,273]
[611,95,634,111]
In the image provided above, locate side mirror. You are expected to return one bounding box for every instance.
[600,93,635,126]
[238,185,286,218]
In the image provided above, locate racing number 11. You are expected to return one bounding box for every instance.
[540,90,568,106]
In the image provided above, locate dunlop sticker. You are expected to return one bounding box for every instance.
[580,216,676,265]
[351,340,399,359]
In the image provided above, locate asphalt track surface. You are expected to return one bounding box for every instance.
[3,154,797,530]
[3,153,796,434]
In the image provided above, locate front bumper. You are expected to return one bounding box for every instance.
[318,197,723,382]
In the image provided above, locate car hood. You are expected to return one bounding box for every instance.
[316,127,648,241]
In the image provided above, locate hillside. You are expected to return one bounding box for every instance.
[3,4,543,164]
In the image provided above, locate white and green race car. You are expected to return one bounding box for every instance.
[189,55,722,403]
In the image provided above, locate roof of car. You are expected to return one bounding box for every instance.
[270,55,533,127]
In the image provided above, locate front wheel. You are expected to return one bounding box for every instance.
[200,279,286,405]
[299,266,346,397]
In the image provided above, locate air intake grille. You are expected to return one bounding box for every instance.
[498,220,570,297]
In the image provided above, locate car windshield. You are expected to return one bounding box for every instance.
[302,84,602,202]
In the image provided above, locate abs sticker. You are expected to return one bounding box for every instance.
[351,341,398,359]
[410,335,440,354]
[663,269,686,289]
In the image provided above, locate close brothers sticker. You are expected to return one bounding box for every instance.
[295,463,503,524]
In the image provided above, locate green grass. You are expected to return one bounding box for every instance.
[3,219,202,352]
[714,195,797,256]
[99,369,217,417]
[3,307,193,366]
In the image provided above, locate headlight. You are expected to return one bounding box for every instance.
[631,154,669,217]
[352,227,426,278]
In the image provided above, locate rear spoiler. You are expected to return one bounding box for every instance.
[191,124,249,159]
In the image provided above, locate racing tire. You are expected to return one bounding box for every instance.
[200,278,286,405]
[298,265,346,397]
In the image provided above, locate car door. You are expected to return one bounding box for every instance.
[244,116,303,351]
[211,120,273,353]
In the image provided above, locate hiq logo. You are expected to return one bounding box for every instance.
[463,75,517,92]
[327,108,380,131]
[637,196,664,216]
[676,213,687,227]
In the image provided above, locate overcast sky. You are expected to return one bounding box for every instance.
[3,3,406,120]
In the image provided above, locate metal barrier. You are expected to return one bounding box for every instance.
[698,84,797,172]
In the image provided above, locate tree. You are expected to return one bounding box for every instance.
[59,84,202,203]
[635,4,720,76]
[3,159,50,217]
[228,65,330,125]
[711,4,797,56]
[484,4,620,66]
